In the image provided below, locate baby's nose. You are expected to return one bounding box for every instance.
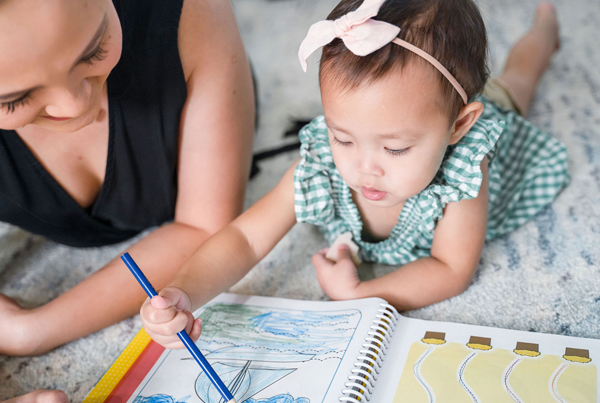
[356,153,384,176]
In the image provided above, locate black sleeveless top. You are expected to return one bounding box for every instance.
[0,0,187,247]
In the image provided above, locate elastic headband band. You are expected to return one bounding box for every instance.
[391,38,468,104]
[298,0,468,104]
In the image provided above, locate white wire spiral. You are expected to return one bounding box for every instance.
[339,303,399,402]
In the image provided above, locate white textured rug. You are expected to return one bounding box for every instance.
[2,0,600,401]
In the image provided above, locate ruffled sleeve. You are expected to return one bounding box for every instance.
[416,117,506,232]
[294,116,337,225]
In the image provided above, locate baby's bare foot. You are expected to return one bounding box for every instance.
[533,2,560,52]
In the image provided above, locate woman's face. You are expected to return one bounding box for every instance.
[0,0,122,133]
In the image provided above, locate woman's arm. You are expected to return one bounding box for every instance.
[175,0,255,231]
[314,157,489,311]
[0,0,254,356]
[2,389,69,403]
[140,162,299,349]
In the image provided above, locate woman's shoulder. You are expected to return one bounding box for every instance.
[114,0,183,52]
[177,0,248,82]
[115,0,244,81]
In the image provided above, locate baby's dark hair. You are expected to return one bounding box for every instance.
[319,0,489,121]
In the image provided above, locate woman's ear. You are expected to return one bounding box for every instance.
[448,101,485,145]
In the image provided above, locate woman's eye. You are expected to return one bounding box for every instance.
[0,94,31,114]
[333,137,352,147]
[80,44,108,66]
[385,147,410,156]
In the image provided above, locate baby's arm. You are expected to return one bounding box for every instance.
[315,158,489,311]
[141,161,299,347]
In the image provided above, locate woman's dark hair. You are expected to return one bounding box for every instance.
[319,0,489,121]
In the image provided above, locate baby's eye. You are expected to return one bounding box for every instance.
[333,137,352,147]
[385,147,411,156]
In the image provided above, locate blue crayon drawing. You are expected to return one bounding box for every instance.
[246,393,310,403]
[191,303,360,403]
[133,394,190,403]
[133,301,362,403]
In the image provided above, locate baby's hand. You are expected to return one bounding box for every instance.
[312,245,361,300]
[140,286,202,349]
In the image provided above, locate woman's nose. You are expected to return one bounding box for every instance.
[356,152,384,176]
[44,79,92,118]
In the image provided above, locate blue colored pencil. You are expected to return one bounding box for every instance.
[121,252,237,403]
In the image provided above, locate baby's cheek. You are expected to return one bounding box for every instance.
[402,164,439,196]
[332,157,355,183]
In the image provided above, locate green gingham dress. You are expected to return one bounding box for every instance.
[294,97,569,265]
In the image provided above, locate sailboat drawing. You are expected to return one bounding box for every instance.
[194,346,315,403]
[176,302,360,403]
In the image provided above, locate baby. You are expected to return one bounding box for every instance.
[141,0,567,347]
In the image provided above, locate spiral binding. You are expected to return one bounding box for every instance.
[339,303,399,402]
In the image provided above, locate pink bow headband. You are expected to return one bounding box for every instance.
[298,0,468,104]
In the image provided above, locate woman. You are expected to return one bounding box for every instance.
[0,0,254,364]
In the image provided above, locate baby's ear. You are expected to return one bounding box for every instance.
[448,101,485,145]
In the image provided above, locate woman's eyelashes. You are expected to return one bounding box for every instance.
[0,94,31,114]
[80,43,108,66]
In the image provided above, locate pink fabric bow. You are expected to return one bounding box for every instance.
[298,0,400,72]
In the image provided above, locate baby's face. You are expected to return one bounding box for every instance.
[0,0,122,133]
[321,63,456,209]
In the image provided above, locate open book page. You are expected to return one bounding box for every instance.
[125,293,387,403]
[372,315,600,402]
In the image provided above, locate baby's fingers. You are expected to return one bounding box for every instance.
[183,311,202,342]
[147,309,190,338]
[188,318,203,343]
[141,297,178,325]
[312,251,335,269]
[148,333,186,349]
[147,317,202,349]
[316,247,330,256]
[335,244,352,262]
[149,295,171,310]
[154,287,191,311]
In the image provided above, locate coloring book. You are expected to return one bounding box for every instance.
[84,293,599,403]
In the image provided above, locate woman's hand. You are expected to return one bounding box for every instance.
[140,286,202,349]
[312,245,362,301]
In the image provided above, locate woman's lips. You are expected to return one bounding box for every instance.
[360,186,387,201]
[41,116,72,121]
